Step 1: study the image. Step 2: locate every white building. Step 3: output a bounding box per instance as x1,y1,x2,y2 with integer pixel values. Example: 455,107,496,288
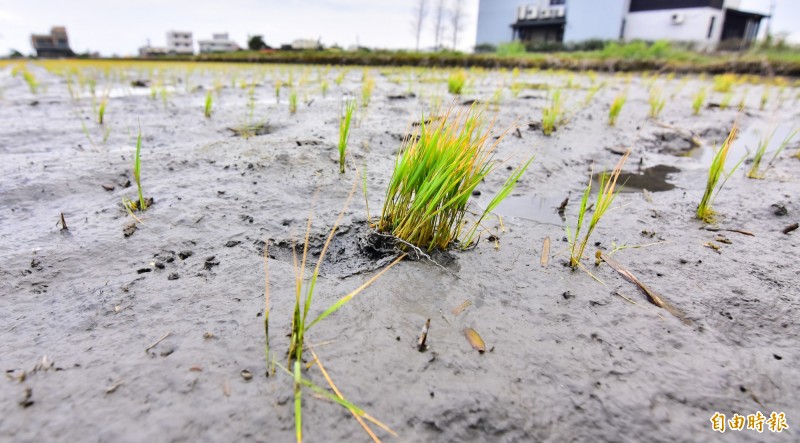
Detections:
291,39,322,50
476,0,768,51
198,33,240,53
167,31,194,55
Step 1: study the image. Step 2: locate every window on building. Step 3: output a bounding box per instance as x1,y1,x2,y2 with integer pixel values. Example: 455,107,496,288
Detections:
707,16,716,39
550,0,565,4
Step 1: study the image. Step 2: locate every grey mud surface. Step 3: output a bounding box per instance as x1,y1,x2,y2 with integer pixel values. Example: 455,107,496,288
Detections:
1,63,799,442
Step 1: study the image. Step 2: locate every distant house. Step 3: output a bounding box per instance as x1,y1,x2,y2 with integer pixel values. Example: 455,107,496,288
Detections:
198,33,240,53
167,31,194,55
139,45,168,57
477,0,768,51
291,39,322,50
31,27,74,58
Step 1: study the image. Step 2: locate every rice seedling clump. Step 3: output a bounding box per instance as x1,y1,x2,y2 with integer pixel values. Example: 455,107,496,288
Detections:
697,124,741,222
447,70,467,95
608,91,627,126
378,105,532,251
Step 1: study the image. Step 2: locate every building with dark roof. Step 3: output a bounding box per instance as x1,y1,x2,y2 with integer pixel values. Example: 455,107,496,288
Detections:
477,0,768,51
31,27,74,58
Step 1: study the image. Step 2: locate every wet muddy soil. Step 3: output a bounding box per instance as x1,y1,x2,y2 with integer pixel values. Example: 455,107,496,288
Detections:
1,63,799,442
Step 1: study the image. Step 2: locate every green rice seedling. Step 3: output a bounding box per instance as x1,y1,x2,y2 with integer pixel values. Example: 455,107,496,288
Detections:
247,84,257,119
648,87,666,118
338,98,356,174
608,91,627,126
79,118,96,148
776,85,788,109
542,89,563,136
583,83,603,106
565,74,575,89
747,127,799,179
737,89,748,111
265,181,404,442
719,91,733,110
760,86,770,111
66,76,77,100
97,97,108,124
320,80,329,98
361,75,375,108
669,77,687,99
128,128,148,212
697,124,742,222
691,88,707,115
567,149,630,269
447,70,467,95
102,125,112,144
334,69,347,86
713,73,736,93
160,85,170,107
22,70,38,94
204,90,213,118
490,88,503,110
378,105,533,251
289,89,298,114
274,79,282,103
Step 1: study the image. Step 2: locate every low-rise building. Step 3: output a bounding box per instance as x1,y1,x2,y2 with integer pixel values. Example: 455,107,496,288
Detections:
477,0,768,51
139,45,168,57
31,26,74,58
198,33,240,53
167,31,194,55
291,39,322,50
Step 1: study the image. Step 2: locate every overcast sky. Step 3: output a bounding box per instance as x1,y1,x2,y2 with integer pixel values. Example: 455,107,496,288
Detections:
0,0,795,56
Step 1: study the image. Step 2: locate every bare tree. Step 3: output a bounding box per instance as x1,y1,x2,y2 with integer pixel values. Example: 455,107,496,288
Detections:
411,0,429,52
432,0,446,50
449,0,466,50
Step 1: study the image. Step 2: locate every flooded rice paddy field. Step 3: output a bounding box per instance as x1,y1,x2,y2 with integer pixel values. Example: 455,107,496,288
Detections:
1,60,799,442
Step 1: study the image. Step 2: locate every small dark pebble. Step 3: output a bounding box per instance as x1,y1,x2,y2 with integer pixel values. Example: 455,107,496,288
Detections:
168,273,179,280
771,204,788,216
225,240,241,247
154,262,165,270
123,222,137,238
562,291,574,300
179,250,193,260
472,190,481,196
137,268,152,274
774,354,783,360
19,388,33,408
782,223,798,235
204,257,220,270
102,184,115,191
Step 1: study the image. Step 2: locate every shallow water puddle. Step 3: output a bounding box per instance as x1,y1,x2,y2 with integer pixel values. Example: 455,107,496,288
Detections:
594,164,681,193
78,85,177,99
481,194,566,225
688,121,797,167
